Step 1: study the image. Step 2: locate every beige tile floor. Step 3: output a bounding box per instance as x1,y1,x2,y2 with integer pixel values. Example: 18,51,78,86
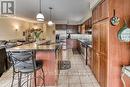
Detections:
0,49,100,87
57,49,100,87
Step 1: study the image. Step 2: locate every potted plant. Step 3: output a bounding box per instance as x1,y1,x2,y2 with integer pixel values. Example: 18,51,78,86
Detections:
33,30,43,44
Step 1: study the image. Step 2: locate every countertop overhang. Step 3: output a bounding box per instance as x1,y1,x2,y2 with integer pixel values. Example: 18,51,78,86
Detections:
6,43,62,52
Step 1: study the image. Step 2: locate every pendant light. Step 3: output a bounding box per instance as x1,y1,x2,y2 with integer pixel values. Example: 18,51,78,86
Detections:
36,0,44,21
48,7,54,26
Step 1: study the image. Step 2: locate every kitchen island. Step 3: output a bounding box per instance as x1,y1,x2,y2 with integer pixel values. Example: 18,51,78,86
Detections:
7,43,62,86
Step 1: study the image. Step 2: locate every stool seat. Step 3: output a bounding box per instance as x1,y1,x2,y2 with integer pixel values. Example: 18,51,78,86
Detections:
14,60,43,73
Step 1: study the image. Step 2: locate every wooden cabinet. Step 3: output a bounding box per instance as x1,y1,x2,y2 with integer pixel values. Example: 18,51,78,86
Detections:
101,0,109,20
87,47,92,66
81,24,86,34
93,23,100,53
85,18,92,29
93,19,109,54
92,0,130,87
79,17,92,34
92,19,109,87
99,54,107,87
92,0,109,24
100,20,109,54
0,48,8,77
93,51,100,81
66,39,79,49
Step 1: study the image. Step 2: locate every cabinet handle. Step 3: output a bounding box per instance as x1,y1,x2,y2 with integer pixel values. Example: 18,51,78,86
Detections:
96,53,99,56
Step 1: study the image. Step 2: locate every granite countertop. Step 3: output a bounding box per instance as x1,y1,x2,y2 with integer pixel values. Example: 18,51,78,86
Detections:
7,43,62,51
78,39,92,48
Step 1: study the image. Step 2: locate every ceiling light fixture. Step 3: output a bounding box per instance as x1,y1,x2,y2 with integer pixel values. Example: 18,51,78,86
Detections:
48,7,54,26
36,0,44,21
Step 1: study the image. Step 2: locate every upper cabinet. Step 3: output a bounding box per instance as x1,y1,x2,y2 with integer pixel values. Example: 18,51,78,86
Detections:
85,18,92,29
92,0,109,24
79,17,92,34
55,24,78,34
67,25,78,34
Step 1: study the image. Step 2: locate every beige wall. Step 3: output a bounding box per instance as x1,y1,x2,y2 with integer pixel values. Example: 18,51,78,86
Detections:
0,17,30,40
27,22,55,42
0,17,55,42
45,24,55,42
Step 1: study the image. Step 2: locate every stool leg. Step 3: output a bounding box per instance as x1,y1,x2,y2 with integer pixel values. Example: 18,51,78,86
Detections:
11,71,15,87
41,68,45,87
27,74,29,87
34,71,36,87
18,72,22,87
18,72,20,87
30,74,32,87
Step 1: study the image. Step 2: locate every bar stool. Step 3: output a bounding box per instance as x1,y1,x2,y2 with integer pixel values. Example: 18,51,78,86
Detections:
8,51,45,87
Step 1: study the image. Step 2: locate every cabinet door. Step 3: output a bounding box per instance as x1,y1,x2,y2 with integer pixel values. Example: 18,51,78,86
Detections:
0,48,7,76
92,0,108,23
93,51,100,81
101,0,109,19
99,54,107,87
93,23,100,53
100,20,109,54
87,47,92,66
67,39,79,49
92,8,96,24
90,49,94,71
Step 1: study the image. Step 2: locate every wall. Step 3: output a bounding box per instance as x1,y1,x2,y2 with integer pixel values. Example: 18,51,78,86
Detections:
108,0,130,87
0,17,55,42
45,24,56,42
0,17,30,40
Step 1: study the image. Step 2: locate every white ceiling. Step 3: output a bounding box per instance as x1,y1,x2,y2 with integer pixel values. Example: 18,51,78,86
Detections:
15,0,99,24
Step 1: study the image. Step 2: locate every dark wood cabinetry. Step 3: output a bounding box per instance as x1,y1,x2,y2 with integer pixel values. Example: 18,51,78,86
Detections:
92,19,109,87
87,47,92,66
92,51,100,81
92,0,109,24
85,18,92,29
79,17,92,34
99,54,107,87
56,24,78,34
93,23,100,53
92,0,130,87
0,48,8,77
100,20,108,54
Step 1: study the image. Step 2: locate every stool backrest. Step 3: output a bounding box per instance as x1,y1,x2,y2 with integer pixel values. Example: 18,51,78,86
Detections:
8,51,36,72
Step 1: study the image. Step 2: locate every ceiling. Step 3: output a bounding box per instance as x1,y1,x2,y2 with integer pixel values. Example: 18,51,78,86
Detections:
15,0,99,24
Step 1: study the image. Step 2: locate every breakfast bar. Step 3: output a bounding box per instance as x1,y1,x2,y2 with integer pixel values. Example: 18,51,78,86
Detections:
7,43,62,86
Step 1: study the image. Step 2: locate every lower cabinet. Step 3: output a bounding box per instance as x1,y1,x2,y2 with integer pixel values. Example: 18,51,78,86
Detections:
66,39,80,49
87,47,92,66
91,50,107,87
93,51,100,81
0,48,8,77
99,54,107,87
92,19,109,87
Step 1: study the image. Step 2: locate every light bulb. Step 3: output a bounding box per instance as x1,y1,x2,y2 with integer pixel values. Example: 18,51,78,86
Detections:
48,21,54,26
36,13,44,21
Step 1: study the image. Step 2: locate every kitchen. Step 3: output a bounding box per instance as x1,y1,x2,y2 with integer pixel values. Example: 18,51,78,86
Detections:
0,0,130,87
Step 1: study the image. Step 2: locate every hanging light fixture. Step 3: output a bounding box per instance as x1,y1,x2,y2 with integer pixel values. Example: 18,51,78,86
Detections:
48,7,54,26
36,0,44,21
